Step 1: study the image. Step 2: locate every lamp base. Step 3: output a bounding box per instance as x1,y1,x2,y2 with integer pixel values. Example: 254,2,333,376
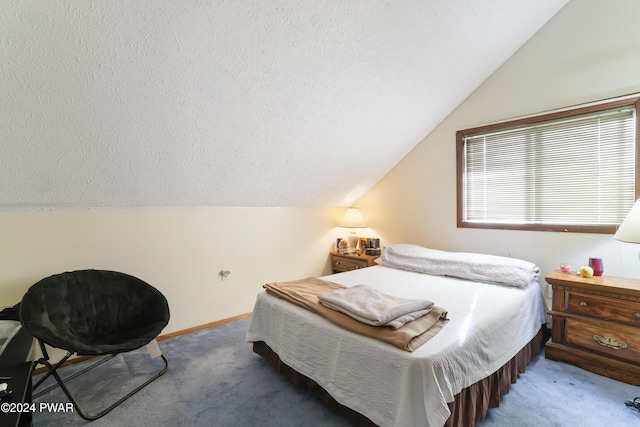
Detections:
347,232,358,253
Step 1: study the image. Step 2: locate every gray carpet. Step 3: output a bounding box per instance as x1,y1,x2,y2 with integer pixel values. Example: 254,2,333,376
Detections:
32,317,640,426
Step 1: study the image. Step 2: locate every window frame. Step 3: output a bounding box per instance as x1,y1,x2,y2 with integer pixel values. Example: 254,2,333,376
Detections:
456,95,640,234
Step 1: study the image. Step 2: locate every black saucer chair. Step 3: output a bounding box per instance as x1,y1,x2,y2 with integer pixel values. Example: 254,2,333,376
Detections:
20,269,170,420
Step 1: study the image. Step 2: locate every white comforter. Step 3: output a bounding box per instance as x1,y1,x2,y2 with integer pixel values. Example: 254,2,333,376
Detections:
246,265,547,427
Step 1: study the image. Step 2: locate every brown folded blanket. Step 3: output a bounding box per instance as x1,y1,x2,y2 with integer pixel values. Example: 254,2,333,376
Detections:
263,277,448,352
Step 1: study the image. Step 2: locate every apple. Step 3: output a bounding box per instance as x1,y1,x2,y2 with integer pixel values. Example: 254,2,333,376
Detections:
579,266,594,278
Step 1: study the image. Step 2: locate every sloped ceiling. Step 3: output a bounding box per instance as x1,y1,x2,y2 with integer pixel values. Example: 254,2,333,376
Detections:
0,0,568,210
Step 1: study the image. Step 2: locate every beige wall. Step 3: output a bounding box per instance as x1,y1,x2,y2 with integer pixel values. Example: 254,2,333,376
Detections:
359,0,640,288
0,207,350,333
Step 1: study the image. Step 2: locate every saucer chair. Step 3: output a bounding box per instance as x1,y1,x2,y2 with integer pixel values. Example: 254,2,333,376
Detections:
20,269,170,420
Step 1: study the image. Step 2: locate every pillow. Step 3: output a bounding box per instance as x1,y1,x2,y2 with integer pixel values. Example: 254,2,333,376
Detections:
376,244,540,287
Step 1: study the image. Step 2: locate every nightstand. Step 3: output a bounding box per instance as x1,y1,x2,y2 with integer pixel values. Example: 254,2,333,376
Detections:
545,270,640,385
330,252,378,273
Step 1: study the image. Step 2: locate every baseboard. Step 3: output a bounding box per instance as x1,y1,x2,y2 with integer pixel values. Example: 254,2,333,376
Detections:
32,312,253,375
157,312,253,341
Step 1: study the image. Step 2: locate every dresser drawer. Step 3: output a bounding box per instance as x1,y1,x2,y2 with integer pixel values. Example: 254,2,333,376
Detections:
332,256,369,272
566,291,640,326
565,318,640,364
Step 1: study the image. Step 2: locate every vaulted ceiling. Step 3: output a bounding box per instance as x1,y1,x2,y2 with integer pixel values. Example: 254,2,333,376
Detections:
1,1,569,210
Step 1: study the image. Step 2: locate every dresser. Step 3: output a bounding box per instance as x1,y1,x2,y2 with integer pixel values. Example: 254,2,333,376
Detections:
330,252,378,273
545,270,640,385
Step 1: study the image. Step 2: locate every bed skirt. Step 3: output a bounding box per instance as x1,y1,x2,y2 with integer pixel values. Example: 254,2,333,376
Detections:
252,327,545,427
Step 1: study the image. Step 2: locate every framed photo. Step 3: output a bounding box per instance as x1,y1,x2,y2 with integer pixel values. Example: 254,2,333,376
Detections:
359,237,368,251
366,238,380,249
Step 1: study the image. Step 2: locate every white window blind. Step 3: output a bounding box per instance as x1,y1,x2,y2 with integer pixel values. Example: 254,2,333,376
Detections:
462,105,636,228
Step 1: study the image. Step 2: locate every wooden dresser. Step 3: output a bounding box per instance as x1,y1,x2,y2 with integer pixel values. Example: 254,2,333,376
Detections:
545,270,640,385
330,252,378,273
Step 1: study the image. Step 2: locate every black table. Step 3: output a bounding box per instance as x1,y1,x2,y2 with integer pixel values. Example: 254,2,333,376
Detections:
0,362,34,427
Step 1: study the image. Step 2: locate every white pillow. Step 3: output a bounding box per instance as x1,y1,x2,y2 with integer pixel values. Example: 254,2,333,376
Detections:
376,244,540,287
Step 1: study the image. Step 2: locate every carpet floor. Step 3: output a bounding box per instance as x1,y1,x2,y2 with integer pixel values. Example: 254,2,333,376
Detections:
31,317,640,426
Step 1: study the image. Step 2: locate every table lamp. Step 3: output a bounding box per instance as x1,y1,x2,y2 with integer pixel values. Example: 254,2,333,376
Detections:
340,208,367,252
614,199,640,244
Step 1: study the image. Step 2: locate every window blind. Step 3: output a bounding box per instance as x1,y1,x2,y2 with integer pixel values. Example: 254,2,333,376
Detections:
462,106,636,227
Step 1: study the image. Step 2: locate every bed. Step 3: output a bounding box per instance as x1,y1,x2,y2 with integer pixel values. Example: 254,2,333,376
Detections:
246,244,548,427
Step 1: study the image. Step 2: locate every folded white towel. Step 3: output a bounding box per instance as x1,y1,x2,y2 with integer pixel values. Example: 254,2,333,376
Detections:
318,284,434,329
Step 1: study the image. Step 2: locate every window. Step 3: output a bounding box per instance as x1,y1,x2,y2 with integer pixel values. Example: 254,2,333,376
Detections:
456,95,640,233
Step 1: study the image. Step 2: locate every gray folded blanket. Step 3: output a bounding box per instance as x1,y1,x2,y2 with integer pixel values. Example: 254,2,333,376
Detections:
318,284,434,329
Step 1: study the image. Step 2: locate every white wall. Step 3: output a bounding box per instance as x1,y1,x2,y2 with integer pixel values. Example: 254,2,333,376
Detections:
0,207,346,333
359,0,640,289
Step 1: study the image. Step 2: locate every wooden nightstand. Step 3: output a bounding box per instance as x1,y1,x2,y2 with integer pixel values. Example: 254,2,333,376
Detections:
330,252,378,273
545,270,640,385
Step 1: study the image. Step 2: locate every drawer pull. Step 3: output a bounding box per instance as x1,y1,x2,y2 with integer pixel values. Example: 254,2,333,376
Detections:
593,335,627,350
634,312,640,319
579,302,588,307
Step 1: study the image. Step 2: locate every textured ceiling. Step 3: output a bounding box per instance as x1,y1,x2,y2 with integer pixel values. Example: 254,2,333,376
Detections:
0,0,568,209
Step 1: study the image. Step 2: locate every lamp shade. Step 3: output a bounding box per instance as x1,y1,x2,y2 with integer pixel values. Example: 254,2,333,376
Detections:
340,208,366,228
614,199,640,244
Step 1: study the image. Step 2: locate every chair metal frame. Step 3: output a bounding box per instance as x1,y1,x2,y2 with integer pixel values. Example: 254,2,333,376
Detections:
32,339,169,421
